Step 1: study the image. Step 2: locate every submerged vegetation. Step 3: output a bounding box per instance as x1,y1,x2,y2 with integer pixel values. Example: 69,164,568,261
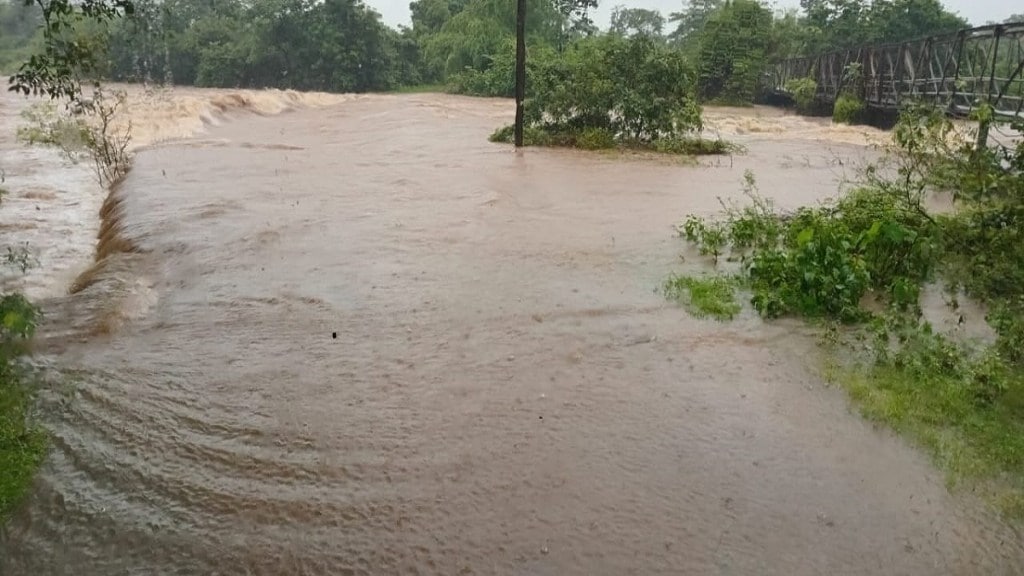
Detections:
0,252,44,520
485,34,737,155
662,275,741,320
17,87,133,188
668,104,1024,515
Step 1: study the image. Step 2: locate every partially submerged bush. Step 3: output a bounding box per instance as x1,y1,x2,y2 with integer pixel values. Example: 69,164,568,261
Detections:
832,94,865,124
527,34,703,141
18,87,132,187
0,239,44,521
487,35,737,156
575,127,616,150
662,275,740,320
832,63,866,125
653,137,740,155
679,175,938,321
784,77,817,113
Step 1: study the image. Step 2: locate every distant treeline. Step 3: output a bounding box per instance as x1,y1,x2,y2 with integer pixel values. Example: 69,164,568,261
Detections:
1,0,1019,101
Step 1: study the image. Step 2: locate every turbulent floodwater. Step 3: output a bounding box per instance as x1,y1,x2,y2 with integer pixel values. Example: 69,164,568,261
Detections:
1,85,1022,575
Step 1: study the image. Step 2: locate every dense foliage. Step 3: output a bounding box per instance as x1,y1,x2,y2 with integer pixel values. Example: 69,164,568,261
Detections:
7,0,134,99
103,0,413,92
0,280,44,520
486,34,732,155
696,0,771,104
799,0,967,54
0,1,41,73
527,35,701,139
1,0,982,103
609,5,665,38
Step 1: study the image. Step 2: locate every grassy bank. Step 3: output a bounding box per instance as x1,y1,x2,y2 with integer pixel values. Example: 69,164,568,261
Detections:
2,174,46,524
0,287,45,522
836,358,1024,515
663,106,1024,516
0,364,46,520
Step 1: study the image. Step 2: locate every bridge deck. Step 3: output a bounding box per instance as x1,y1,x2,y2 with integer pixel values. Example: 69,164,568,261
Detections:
768,23,1024,121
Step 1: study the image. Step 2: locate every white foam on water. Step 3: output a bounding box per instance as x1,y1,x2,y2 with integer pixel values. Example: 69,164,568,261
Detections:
0,81,354,302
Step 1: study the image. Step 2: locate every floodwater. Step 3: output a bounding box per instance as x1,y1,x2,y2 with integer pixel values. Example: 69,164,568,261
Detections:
1,85,1022,575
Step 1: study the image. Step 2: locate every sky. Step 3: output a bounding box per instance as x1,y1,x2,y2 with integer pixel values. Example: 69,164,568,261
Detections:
366,0,1015,31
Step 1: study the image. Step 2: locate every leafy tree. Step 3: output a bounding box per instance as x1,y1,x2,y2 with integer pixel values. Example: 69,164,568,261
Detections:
0,0,44,73
666,0,722,48
386,26,425,87
798,0,867,52
697,0,772,104
410,0,470,36
8,0,135,99
420,0,560,80
553,0,598,50
609,5,665,38
865,0,967,44
525,34,702,140
768,7,809,62
302,0,394,92
794,0,967,54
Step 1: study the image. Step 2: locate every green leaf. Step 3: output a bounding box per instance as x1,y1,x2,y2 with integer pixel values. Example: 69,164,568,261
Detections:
796,226,814,246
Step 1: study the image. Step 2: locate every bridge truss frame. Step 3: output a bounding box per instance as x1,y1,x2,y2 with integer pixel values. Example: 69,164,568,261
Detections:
768,22,1024,121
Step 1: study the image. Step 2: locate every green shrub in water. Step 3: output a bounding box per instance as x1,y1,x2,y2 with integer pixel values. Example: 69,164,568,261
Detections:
575,127,616,150
784,77,817,113
833,93,865,124
662,275,741,320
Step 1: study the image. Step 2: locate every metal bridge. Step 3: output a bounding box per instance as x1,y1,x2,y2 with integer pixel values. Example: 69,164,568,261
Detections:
767,22,1024,120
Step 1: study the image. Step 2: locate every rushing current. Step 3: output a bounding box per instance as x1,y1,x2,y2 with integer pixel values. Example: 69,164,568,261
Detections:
1,84,1022,575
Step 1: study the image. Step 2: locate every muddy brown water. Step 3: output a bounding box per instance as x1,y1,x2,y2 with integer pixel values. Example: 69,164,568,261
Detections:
1,89,1022,575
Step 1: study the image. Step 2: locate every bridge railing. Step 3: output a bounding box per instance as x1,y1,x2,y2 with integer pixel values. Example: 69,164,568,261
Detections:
768,22,1024,120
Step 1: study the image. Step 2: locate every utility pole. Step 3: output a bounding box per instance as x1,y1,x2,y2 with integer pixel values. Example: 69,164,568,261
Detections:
514,0,526,147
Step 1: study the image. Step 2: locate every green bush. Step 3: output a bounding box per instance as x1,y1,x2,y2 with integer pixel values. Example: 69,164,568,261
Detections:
575,127,616,150
527,34,703,141
485,35,739,156
832,94,865,124
679,182,938,321
0,259,44,522
446,36,521,97
784,77,817,113
653,137,739,155
488,124,552,146
663,275,741,320
696,0,772,104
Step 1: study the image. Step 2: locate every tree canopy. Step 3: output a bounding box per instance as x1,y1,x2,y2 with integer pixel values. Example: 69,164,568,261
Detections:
609,6,665,39
0,0,979,102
